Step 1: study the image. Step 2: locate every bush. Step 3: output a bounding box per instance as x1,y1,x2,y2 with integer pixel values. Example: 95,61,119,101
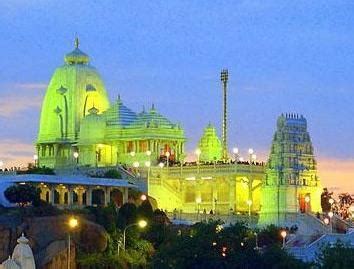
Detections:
4,184,41,207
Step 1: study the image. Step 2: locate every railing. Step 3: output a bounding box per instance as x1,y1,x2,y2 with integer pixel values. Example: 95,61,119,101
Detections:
150,163,265,179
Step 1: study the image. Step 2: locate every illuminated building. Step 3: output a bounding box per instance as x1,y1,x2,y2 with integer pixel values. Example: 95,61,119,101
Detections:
36,38,185,169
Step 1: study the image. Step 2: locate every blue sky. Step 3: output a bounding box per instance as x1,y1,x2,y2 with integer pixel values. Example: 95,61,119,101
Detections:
0,1,354,191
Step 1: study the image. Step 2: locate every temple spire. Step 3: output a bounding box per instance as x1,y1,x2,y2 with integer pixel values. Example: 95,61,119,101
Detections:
75,36,79,48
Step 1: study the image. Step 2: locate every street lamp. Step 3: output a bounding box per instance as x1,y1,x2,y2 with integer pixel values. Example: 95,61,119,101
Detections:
67,216,78,269
33,154,39,167
305,196,310,213
123,220,147,250
328,211,334,233
196,197,202,221
280,230,287,248
73,152,79,168
232,147,239,212
145,157,151,195
232,147,239,161
254,232,259,250
140,194,147,201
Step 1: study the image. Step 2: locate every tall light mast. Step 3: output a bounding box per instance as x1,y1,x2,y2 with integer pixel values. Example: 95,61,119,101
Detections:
220,69,229,161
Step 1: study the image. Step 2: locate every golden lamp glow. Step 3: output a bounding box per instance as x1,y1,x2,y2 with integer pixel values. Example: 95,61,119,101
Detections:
280,230,287,238
68,217,78,229
138,220,147,228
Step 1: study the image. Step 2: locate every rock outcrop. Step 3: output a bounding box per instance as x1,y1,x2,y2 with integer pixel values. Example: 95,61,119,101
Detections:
0,215,108,269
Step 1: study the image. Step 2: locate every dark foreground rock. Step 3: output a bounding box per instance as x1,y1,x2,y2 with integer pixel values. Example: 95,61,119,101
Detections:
0,215,108,269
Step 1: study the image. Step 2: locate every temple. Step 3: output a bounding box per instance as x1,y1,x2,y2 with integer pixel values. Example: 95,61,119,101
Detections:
259,113,322,225
36,38,185,169
0,39,325,227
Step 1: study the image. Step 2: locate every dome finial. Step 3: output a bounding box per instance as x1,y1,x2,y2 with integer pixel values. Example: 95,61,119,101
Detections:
75,36,79,48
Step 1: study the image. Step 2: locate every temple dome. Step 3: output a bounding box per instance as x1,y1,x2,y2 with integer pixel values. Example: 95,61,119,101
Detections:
64,37,90,64
37,38,110,143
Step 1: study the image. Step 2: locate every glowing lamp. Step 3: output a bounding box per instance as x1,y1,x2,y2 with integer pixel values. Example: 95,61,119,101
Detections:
68,217,78,229
138,220,147,228
280,230,287,238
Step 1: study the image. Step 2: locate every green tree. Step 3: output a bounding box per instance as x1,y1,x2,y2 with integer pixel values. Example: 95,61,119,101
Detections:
103,169,122,179
316,241,354,269
4,184,41,207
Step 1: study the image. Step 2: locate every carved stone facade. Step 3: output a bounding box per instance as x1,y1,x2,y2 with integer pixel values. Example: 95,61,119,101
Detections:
259,114,322,225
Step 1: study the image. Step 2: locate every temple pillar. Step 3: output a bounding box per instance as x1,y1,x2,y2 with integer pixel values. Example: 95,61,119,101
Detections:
228,178,236,212
104,187,111,206
123,188,129,204
49,186,55,204
77,188,84,206
68,186,74,206
58,188,65,205
86,187,92,206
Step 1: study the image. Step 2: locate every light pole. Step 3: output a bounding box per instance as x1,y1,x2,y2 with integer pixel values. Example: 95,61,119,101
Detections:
281,230,287,249
254,232,259,250
305,196,310,213
33,154,39,168
329,198,334,211
196,197,202,221
232,147,239,213
73,152,79,169
248,148,255,214
195,148,201,174
67,216,78,269
123,220,147,250
328,211,334,233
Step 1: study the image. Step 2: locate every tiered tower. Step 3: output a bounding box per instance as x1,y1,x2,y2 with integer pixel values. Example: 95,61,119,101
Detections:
259,113,322,225
198,123,222,162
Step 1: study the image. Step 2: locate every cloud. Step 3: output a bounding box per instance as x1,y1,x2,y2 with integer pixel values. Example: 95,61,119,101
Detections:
0,139,34,168
0,82,46,117
317,157,354,195
11,83,47,90
0,95,42,117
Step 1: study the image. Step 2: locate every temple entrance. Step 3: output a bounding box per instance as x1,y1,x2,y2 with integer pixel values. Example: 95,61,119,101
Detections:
92,189,105,206
111,189,123,207
299,194,311,213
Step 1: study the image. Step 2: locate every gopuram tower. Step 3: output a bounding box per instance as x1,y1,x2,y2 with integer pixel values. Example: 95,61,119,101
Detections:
259,113,322,225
